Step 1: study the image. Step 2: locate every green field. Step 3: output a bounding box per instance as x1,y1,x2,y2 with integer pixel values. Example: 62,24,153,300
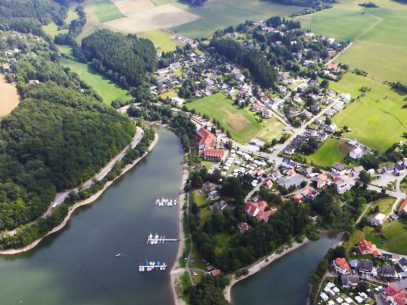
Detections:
307,138,349,167
366,219,407,255
138,30,181,52
330,73,407,152
171,0,304,38
374,197,395,215
93,0,124,23
43,8,79,38
296,0,407,83
60,58,130,104
186,93,283,143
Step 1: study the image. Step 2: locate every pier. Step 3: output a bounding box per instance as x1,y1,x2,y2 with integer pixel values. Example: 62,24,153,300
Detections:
146,233,179,245
138,260,167,272
155,197,177,207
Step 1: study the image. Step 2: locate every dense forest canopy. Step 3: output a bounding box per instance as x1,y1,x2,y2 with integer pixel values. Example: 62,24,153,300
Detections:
81,30,157,88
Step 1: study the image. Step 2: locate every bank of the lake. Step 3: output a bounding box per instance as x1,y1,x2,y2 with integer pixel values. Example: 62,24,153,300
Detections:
0,128,184,305
231,235,341,305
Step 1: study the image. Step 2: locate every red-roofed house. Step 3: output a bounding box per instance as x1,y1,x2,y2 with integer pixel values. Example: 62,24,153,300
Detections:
245,200,273,222
265,179,274,189
211,269,221,277
237,222,250,232
197,128,216,150
203,149,225,162
292,193,303,202
358,239,381,257
383,284,407,305
399,197,407,216
333,258,351,275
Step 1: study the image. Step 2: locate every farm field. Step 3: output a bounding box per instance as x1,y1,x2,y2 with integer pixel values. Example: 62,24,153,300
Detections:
296,0,407,83
171,0,304,38
60,58,130,104
330,73,407,152
93,0,124,22
307,138,350,168
0,76,20,117
138,30,181,52
186,93,283,143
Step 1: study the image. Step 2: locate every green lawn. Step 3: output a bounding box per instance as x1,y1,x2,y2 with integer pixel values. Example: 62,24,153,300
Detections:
366,219,407,255
307,138,349,167
187,93,283,143
330,73,407,152
374,197,395,215
93,0,124,23
191,190,208,207
171,0,304,38
296,0,407,83
60,58,130,104
138,30,181,53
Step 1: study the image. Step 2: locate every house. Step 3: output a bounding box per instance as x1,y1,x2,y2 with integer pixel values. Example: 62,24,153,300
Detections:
351,166,365,178
398,197,407,215
350,147,364,160
370,213,386,226
214,200,228,212
292,193,303,202
262,109,273,119
331,163,346,175
335,180,351,194
398,257,407,272
237,222,250,232
265,179,274,189
358,239,381,257
234,73,246,82
281,158,297,169
312,172,330,189
203,149,225,162
327,123,338,133
383,283,407,305
377,264,397,279
171,97,184,106
302,187,320,200
333,258,351,275
245,200,273,222
249,138,265,147
358,259,374,275
211,269,221,277
341,274,360,289
197,128,216,150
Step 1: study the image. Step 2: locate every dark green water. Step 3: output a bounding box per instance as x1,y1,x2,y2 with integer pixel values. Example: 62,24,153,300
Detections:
0,128,184,305
232,235,340,305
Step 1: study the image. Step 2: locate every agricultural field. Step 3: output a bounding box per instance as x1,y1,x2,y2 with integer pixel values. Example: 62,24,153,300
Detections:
138,30,181,52
296,0,407,83
93,0,124,22
60,58,130,104
330,73,407,152
0,76,20,117
307,138,350,167
186,93,283,143
171,0,304,38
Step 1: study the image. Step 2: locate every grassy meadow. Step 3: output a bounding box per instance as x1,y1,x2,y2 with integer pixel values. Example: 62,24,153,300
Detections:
60,58,130,104
93,0,124,23
138,30,181,52
42,8,79,39
296,0,407,83
330,73,407,152
307,138,350,167
171,0,304,38
186,93,283,143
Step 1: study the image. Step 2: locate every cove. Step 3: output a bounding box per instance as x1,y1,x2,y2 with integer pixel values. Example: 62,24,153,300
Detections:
232,235,340,305
0,128,184,305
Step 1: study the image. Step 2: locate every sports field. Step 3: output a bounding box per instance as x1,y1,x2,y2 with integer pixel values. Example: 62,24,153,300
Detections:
330,73,407,152
172,0,304,38
296,0,407,83
60,58,130,104
0,76,20,117
186,93,283,143
307,138,350,167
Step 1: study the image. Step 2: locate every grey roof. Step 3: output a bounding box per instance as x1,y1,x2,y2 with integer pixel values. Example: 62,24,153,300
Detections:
341,274,360,286
358,260,373,272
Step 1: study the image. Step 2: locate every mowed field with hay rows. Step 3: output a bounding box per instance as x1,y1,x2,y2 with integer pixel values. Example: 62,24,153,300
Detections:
186,93,283,143
0,76,20,117
296,0,407,83
330,73,407,152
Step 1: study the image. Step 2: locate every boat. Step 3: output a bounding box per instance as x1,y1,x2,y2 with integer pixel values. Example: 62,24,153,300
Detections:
115,253,122,257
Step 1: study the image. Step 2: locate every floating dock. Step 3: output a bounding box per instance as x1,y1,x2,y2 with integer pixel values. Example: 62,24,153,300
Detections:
146,233,179,245
155,197,177,207
139,260,167,272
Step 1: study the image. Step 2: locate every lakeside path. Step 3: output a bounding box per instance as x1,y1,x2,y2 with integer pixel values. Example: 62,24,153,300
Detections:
0,133,159,255
170,164,189,305
224,238,310,303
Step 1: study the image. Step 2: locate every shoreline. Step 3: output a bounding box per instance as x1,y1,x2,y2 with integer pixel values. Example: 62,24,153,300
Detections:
170,162,189,305
0,133,159,255
224,238,311,303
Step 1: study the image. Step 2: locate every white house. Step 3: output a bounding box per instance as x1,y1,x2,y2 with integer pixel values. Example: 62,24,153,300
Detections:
350,147,364,160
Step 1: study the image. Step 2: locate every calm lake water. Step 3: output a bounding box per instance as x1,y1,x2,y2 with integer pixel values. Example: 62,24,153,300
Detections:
232,235,340,305
0,128,184,305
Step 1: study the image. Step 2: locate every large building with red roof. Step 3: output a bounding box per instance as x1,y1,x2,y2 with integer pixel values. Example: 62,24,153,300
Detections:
399,197,407,215
203,149,225,162
333,258,351,275
383,283,407,305
358,239,381,257
245,200,273,222
197,128,216,150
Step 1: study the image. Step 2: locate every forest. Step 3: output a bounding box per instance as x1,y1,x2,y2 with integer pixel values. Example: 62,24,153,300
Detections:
81,30,157,88
209,38,278,88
